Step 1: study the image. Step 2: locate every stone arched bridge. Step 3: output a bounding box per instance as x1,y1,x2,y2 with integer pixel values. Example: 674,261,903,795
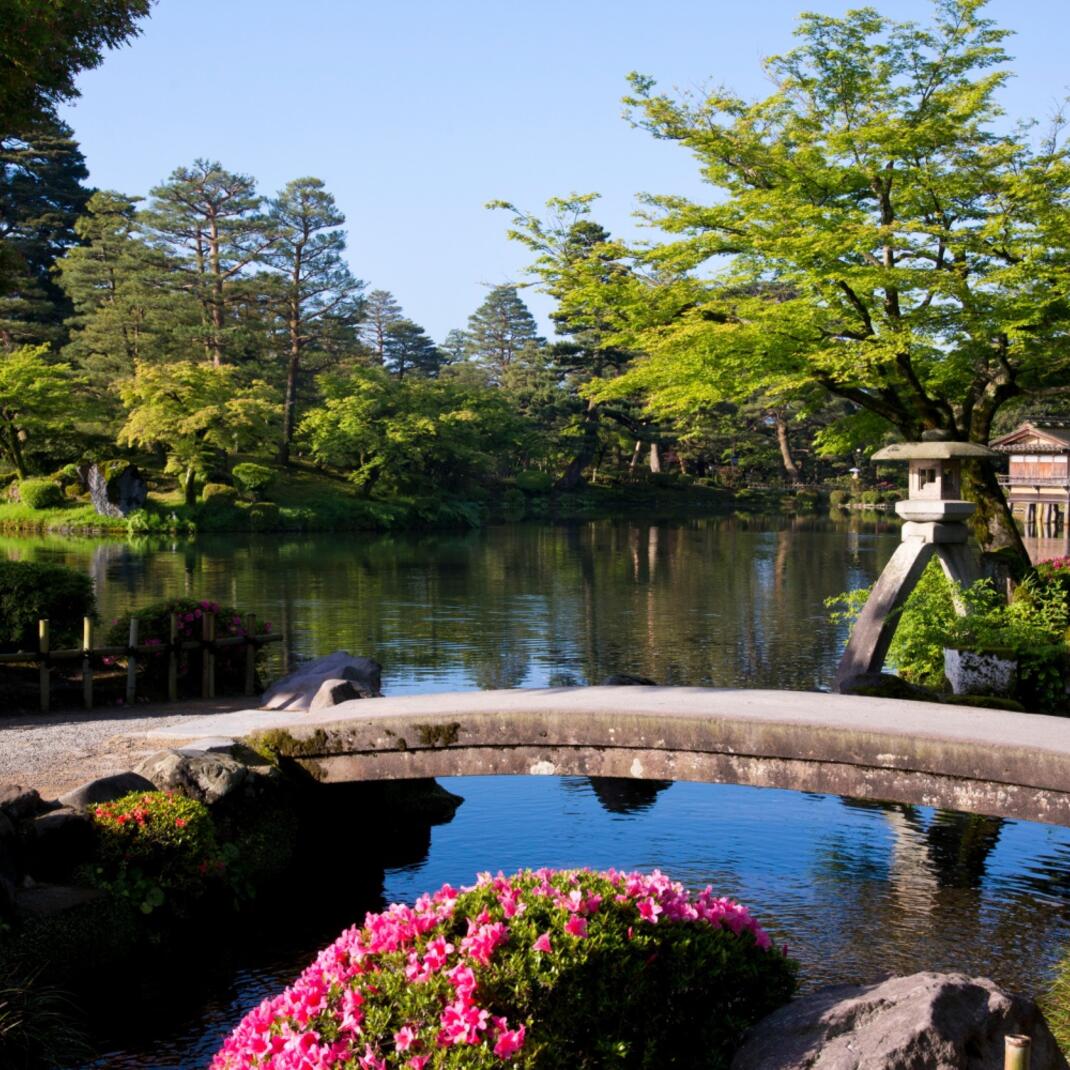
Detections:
139,687,1070,827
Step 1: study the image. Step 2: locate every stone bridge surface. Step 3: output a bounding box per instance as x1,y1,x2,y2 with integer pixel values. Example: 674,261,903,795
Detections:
139,686,1070,826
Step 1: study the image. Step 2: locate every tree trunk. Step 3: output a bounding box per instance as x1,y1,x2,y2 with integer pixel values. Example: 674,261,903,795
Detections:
649,442,661,473
279,326,300,465
961,460,1028,565
556,404,601,491
774,411,801,482
629,439,642,470
6,423,26,480
182,467,197,507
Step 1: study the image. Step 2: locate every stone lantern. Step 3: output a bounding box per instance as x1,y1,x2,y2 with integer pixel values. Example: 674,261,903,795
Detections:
833,436,999,691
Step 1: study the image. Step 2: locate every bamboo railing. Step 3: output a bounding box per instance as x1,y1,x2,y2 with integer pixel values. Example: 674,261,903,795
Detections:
0,612,283,713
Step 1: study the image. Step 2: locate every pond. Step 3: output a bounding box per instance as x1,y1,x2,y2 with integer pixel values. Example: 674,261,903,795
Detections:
6,516,1069,1066
2,514,899,693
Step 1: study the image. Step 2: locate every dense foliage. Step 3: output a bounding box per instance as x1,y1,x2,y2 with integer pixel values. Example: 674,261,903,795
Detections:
0,559,94,649
829,559,1070,710
212,868,796,1069
86,790,224,916
105,596,271,698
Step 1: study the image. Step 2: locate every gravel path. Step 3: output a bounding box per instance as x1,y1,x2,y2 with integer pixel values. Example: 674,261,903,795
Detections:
0,697,253,799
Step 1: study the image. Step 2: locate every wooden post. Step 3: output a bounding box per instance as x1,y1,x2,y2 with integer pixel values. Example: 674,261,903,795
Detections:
1005,1034,1031,1070
125,618,138,706
167,613,178,702
243,613,257,696
38,619,49,714
82,617,93,710
202,611,215,699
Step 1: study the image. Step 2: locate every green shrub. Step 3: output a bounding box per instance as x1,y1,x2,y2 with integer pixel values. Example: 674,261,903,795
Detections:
247,501,281,530
828,560,1070,710
501,487,527,519
515,470,554,494
85,790,227,916
0,560,95,650
18,479,64,509
53,463,83,488
828,489,850,508
105,597,271,698
212,868,796,1068
231,462,275,500
1042,947,1070,1056
202,483,240,507
859,488,882,505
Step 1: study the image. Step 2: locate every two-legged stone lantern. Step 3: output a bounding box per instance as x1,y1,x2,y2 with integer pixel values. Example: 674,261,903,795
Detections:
833,437,999,691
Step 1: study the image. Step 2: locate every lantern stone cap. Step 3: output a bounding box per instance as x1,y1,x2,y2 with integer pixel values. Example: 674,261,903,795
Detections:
871,441,999,462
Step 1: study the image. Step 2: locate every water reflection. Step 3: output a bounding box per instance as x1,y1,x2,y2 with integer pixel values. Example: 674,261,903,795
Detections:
80,777,1070,1069
0,515,900,694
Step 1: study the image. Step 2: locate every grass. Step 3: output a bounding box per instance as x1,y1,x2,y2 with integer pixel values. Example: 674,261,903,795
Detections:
1042,951,1070,1055
0,461,747,537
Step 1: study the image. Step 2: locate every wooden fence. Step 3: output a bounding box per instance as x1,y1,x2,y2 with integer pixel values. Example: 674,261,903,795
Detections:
0,613,283,713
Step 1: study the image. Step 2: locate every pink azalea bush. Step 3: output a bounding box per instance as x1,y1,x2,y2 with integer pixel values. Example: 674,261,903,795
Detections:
106,597,272,698
212,867,796,1069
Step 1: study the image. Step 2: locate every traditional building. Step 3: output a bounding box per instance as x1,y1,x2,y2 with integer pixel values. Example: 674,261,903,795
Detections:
990,421,1070,527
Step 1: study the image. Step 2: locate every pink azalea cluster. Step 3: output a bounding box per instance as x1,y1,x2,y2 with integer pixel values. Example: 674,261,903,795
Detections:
212,868,780,1070
1042,555,1070,570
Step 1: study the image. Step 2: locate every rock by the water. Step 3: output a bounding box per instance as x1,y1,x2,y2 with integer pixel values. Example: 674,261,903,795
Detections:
58,771,157,810
601,673,658,686
0,783,55,822
87,462,148,518
731,971,1067,1070
310,677,370,711
837,672,943,703
135,749,248,805
261,651,382,710
27,807,95,880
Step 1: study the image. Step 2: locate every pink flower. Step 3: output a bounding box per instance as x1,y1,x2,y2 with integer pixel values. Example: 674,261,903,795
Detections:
394,1025,417,1052
638,897,663,924
532,931,553,953
408,1058,429,1070
564,915,588,938
493,1023,525,1060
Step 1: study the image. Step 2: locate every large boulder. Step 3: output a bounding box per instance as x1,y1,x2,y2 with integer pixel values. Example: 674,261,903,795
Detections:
134,749,249,806
731,971,1067,1070
261,651,382,710
26,807,95,881
87,462,148,518
58,771,157,810
0,783,56,822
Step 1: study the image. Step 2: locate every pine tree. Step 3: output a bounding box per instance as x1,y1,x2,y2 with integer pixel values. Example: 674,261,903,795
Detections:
464,285,542,384
0,118,91,349
384,319,444,379
440,328,468,367
56,190,197,388
140,160,272,367
359,289,403,365
261,177,364,462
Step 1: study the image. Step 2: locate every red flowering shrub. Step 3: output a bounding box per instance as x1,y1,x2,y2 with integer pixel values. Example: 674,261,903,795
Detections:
106,597,273,698
212,867,796,1069
87,790,226,914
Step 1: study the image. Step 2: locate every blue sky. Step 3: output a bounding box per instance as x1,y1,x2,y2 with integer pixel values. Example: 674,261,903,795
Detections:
61,0,1070,341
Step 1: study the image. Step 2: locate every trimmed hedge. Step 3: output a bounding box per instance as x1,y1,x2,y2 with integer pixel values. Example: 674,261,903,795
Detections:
0,560,95,650
231,462,275,500
202,483,240,507
19,479,64,509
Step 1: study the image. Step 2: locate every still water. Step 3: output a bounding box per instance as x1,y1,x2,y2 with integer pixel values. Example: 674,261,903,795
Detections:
6,516,1068,1066
3,514,898,692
